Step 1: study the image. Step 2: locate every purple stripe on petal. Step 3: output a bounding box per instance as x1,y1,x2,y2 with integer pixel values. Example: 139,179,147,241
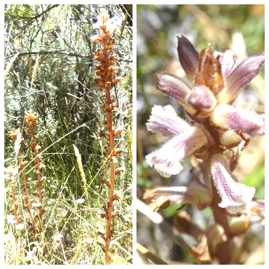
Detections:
146,105,191,137
217,54,265,104
210,154,255,214
209,104,264,137
155,73,191,105
218,50,242,78
146,127,208,177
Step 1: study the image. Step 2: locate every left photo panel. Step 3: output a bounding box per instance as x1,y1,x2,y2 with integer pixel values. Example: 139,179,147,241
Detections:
4,4,133,265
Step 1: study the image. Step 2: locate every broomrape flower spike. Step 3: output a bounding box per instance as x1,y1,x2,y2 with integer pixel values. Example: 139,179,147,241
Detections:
145,34,264,263
91,11,123,265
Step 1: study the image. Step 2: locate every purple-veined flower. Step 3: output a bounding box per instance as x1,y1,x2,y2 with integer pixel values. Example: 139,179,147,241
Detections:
210,104,265,137
210,154,255,214
147,35,264,177
145,105,210,177
145,35,264,215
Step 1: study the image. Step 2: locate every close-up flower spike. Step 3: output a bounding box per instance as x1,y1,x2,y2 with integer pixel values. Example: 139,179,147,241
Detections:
142,31,264,264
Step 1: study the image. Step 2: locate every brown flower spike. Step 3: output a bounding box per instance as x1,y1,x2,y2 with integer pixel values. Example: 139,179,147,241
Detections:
91,13,123,264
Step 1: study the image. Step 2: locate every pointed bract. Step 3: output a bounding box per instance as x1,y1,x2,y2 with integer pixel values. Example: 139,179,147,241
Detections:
195,48,224,95
177,35,199,81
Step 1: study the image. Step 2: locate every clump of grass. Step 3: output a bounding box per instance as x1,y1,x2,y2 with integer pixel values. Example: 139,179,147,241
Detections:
5,114,132,264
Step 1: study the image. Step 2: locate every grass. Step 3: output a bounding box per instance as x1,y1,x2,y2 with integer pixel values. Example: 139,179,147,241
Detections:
4,117,132,264
4,4,133,264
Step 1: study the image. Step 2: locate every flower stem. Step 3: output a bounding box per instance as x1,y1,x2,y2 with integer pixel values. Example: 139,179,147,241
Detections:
91,13,123,264
105,88,115,264
210,173,232,263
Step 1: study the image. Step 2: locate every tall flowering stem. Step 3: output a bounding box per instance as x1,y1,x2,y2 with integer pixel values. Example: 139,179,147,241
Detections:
6,111,48,258
8,127,37,238
91,13,123,264
25,110,45,233
144,35,264,264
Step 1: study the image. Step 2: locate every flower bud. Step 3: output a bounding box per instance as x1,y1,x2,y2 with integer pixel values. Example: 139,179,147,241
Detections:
229,214,250,236
177,35,199,81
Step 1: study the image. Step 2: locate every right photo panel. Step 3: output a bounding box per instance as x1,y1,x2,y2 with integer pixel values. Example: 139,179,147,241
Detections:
137,5,264,264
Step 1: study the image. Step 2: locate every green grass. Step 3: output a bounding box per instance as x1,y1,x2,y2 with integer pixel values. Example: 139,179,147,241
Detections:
4,121,132,264
4,4,133,264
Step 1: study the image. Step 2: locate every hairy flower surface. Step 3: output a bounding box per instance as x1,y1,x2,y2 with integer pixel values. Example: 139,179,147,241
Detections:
210,104,264,137
146,105,190,137
145,35,264,215
210,154,255,214
146,105,209,177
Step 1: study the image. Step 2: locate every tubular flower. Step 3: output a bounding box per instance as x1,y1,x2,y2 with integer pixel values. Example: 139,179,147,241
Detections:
145,127,207,177
210,104,264,137
147,35,264,173
210,154,255,214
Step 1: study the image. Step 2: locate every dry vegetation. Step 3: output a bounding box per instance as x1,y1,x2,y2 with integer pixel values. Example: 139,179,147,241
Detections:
4,4,133,265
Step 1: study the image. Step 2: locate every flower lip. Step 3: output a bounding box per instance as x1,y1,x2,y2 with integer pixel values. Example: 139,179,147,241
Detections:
210,154,255,214
146,126,209,177
217,53,265,104
146,105,191,137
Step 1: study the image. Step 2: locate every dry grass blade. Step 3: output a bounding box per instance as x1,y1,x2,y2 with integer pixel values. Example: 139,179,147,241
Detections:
4,52,20,79
136,243,168,264
73,144,88,200
31,54,41,87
